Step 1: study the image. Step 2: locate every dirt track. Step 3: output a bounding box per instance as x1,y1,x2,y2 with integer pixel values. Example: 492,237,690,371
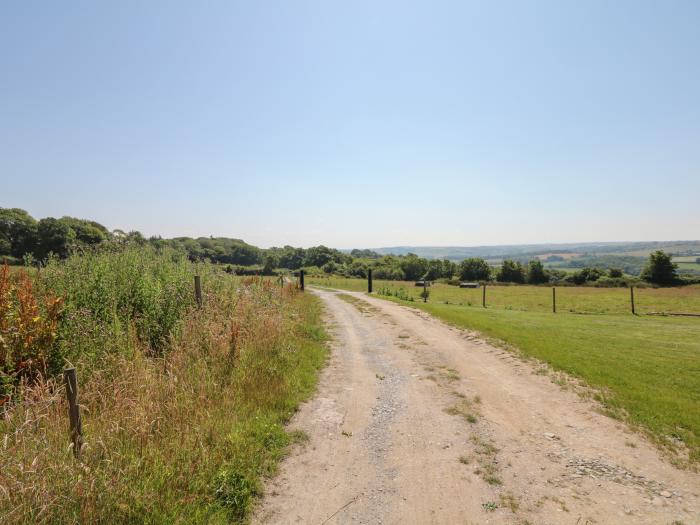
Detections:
254,289,699,524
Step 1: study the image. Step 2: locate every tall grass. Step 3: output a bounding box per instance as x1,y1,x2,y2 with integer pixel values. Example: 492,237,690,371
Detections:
0,247,327,523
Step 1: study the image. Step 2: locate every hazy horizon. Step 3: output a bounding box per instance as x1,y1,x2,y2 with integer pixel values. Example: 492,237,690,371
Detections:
3,1,699,247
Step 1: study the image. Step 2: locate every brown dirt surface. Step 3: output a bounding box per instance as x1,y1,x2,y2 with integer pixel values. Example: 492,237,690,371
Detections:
253,289,700,524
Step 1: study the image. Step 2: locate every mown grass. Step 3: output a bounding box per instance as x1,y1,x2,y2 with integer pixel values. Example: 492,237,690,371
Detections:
311,277,700,466
309,276,700,315
1,249,328,524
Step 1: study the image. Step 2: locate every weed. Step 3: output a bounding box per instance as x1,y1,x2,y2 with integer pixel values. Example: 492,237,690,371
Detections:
482,501,498,512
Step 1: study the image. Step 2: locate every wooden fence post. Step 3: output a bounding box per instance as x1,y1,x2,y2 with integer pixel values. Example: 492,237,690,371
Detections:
552,287,556,313
423,280,428,302
299,269,305,291
630,286,635,315
368,269,373,294
482,284,486,308
194,275,202,307
63,368,82,458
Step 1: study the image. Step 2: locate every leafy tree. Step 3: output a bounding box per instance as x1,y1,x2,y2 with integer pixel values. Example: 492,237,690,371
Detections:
0,208,38,257
274,246,306,269
608,267,624,278
640,250,678,285
36,217,75,259
526,260,548,284
400,254,428,281
304,246,346,268
459,258,491,281
59,216,109,245
262,254,278,275
497,260,525,283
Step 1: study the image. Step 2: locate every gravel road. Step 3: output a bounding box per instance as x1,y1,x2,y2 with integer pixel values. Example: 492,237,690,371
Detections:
253,288,699,524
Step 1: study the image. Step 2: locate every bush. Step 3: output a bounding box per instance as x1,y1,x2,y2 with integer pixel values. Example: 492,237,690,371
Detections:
0,265,63,401
38,245,196,364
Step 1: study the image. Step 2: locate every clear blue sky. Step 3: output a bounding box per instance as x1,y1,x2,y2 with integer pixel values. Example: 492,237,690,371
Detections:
2,1,699,248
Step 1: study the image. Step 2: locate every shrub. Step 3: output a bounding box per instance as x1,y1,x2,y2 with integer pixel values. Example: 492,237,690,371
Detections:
0,264,63,401
38,245,196,364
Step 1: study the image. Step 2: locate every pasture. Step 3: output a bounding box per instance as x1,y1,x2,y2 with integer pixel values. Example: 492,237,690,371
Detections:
309,276,700,315
308,275,700,465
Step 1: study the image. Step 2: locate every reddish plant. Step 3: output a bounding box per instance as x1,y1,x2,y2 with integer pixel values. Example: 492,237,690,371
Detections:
0,264,63,402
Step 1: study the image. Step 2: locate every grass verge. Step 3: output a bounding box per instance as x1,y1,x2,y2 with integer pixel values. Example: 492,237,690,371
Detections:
1,261,328,523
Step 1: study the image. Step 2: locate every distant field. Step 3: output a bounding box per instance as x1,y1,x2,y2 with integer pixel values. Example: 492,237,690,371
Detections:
308,275,700,464
308,276,700,315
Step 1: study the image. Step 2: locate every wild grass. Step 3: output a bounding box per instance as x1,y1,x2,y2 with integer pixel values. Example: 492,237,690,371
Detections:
0,248,328,523
313,276,700,466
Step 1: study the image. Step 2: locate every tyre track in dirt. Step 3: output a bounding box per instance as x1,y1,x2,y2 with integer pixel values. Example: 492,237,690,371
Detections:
253,289,699,524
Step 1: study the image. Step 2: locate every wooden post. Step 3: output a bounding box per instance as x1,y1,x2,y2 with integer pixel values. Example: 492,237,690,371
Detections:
299,269,305,291
63,368,82,458
368,269,373,293
630,286,635,315
194,275,202,307
552,287,556,313
423,280,427,302
482,284,486,308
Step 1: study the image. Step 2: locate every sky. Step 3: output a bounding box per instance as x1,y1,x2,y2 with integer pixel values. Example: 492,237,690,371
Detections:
1,1,699,249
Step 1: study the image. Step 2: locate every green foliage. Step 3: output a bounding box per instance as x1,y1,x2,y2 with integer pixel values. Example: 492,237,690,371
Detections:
640,250,679,285
608,267,624,278
400,254,428,281
350,248,381,259
497,260,525,283
526,260,548,284
459,258,491,281
568,267,605,285
0,208,37,258
36,218,76,259
213,468,257,520
39,245,196,365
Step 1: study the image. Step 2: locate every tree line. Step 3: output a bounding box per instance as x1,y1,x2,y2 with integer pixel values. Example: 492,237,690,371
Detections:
0,207,682,285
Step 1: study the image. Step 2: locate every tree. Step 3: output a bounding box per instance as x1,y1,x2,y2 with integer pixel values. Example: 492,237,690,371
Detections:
459,258,491,281
276,246,306,269
640,250,678,285
36,217,75,259
608,267,624,278
400,254,427,281
262,254,278,275
59,216,108,245
497,260,525,283
0,208,38,257
526,260,548,284
570,267,604,285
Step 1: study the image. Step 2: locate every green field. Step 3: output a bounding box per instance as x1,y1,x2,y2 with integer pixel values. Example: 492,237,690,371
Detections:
308,276,700,465
309,276,700,315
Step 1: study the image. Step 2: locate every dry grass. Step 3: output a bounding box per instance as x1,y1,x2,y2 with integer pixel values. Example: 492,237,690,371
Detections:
0,274,327,523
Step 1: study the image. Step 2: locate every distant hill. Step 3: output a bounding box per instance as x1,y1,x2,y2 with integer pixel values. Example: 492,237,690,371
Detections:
369,241,700,261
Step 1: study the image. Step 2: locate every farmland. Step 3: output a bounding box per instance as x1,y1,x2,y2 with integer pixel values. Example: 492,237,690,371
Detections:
309,276,700,315
308,275,700,465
